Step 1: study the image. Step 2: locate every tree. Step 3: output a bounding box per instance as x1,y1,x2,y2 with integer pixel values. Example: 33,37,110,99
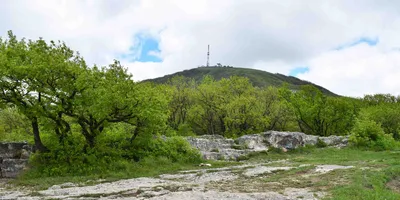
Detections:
219,76,265,137
257,86,297,131
0,31,88,151
166,76,196,131
128,82,170,142
0,32,45,151
188,75,225,135
58,61,137,148
287,85,356,136
360,104,400,140
363,94,399,105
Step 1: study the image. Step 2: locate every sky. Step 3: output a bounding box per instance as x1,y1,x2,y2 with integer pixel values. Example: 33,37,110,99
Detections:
1,0,400,97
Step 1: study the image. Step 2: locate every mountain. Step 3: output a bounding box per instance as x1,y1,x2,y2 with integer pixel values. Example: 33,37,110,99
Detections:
145,66,337,96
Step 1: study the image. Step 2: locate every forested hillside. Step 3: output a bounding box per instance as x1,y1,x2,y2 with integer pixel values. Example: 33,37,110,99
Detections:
145,66,337,96
0,31,399,182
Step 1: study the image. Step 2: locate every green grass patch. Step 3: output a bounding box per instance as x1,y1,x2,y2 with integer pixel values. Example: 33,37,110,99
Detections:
245,147,400,199
12,157,237,190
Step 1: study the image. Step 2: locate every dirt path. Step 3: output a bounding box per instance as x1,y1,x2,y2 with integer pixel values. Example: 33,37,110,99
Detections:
0,160,355,200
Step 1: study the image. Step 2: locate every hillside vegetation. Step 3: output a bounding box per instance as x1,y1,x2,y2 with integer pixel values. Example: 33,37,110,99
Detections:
145,66,337,96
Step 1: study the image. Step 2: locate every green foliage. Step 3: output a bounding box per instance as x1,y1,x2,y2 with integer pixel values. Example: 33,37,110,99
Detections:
176,123,196,136
268,146,285,154
316,138,328,148
349,118,399,150
258,86,298,131
167,76,196,131
286,85,357,136
128,134,202,163
0,107,32,142
360,104,400,140
363,93,400,105
146,67,337,96
24,130,201,178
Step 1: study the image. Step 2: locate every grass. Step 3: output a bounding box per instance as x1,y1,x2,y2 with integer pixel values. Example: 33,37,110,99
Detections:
10,157,238,190
244,147,400,199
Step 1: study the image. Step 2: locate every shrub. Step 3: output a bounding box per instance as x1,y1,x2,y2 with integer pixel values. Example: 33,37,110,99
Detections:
291,144,316,154
176,124,196,137
316,138,328,148
268,146,284,154
349,119,399,150
24,128,202,178
140,136,202,163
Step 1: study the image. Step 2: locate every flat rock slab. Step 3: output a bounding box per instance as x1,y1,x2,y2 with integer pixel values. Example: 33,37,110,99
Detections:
0,162,356,200
315,165,354,174
105,189,323,200
243,166,293,177
38,177,174,198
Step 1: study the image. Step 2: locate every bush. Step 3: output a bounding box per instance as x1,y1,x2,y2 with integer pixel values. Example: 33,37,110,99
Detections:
24,127,202,178
316,138,328,148
25,132,129,177
176,124,196,137
349,119,399,150
290,144,316,154
268,146,284,154
129,135,202,163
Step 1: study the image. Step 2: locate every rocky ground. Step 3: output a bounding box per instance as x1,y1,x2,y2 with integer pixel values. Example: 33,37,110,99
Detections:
0,159,355,200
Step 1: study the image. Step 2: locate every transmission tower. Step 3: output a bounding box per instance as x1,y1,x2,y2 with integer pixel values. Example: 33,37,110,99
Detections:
206,45,210,67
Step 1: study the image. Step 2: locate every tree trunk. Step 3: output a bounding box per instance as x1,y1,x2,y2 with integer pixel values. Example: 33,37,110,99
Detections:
85,134,95,148
31,117,49,153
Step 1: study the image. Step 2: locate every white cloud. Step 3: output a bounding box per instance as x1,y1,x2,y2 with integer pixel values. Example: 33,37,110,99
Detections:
1,0,400,96
298,44,400,97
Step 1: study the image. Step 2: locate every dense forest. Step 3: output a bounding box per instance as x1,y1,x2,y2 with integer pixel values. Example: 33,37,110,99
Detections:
1,31,399,178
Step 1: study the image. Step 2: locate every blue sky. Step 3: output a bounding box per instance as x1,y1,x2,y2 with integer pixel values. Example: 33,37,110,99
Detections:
289,67,309,77
335,37,379,50
120,34,162,62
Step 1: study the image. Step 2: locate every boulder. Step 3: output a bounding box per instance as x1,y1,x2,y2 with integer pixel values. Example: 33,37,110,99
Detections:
262,131,306,149
186,135,235,152
236,134,267,151
319,135,349,147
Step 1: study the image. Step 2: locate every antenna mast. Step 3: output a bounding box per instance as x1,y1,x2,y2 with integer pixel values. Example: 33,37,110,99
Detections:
206,45,210,67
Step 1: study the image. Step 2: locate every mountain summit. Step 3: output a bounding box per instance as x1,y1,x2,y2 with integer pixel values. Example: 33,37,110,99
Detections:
145,66,337,96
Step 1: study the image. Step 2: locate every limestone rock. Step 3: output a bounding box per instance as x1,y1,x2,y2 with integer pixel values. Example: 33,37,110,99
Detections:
186,131,348,161
0,159,29,178
20,149,31,159
319,135,349,147
262,131,306,149
236,134,267,151
0,142,30,159
243,166,292,177
0,142,33,178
